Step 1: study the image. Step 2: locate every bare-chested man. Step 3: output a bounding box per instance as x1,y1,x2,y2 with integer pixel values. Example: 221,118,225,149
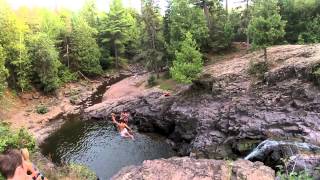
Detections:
111,113,134,140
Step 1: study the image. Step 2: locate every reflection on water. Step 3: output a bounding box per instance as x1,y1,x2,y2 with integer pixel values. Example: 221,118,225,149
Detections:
40,119,175,179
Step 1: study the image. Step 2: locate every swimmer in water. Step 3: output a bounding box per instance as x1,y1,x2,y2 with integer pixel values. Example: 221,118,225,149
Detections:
111,113,134,140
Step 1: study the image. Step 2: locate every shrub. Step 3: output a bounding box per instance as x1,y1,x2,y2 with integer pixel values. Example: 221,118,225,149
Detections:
0,122,36,153
58,66,78,84
35,104,49,114
248,60,269,79
69,96,78,105
276,164,313,180
68,164,97,180
170,32,203,84
148,75,157,87
312,67,320,85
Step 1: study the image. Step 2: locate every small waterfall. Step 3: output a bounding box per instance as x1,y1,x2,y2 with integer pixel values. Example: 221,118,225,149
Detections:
245,139,320,160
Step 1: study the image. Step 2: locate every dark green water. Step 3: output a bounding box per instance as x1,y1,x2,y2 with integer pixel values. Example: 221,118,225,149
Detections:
40,119,176,179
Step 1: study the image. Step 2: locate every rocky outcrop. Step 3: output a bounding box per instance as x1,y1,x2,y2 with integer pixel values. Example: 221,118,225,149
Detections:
85,45,320,161
245,140,320,178
111,157,275,180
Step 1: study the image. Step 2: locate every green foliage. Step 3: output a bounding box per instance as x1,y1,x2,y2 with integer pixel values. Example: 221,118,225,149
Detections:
80,0,98,28
124,9,142,58
38,10,66,40
58,65,78,84
249,0,286,50
147,75,157,87
0,2,32,91
0,47,8,96
35,104,49,114
168,0,209,53
70,15,102,76
298,15,320,43
28,33,61,92
206,0,234,51
140,0,167,74
0,122,35,153
279,0,320,43
248,60,269,79
99,0,131,69
311,66,320,85
276,164,313,180
170,32,203,83
68,164,97,180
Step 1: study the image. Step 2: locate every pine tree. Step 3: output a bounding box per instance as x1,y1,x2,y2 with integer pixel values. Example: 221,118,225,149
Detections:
248,0,286,61
80,0,98,29
70,15,102,76
170,32,203,83
100,0,131,69
141,0,166,78
168,0,209,52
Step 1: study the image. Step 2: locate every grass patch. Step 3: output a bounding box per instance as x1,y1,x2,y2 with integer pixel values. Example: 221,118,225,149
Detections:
0,89,18,112
39,163,97,180
159,79,178,91
35,104,49,114
145,73,180,92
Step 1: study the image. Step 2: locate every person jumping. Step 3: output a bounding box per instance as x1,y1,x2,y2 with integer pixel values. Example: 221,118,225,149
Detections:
111,113,134,140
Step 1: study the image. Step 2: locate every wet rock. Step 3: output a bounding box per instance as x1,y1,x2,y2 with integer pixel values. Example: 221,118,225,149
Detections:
112,157,275,180
245,140,320,178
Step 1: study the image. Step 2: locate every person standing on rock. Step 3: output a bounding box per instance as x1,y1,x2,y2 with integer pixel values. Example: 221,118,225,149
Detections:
111,113,134,140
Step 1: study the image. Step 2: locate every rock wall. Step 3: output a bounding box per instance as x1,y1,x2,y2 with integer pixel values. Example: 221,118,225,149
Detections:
111,157,275,180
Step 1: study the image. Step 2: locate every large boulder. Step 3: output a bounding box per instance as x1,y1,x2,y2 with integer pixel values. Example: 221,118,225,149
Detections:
111,157,275,180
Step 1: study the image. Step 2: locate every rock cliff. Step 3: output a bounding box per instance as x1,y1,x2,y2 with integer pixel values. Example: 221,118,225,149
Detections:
111,157,275,180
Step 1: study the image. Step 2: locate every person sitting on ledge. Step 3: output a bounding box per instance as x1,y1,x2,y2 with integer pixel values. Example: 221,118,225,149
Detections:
111,113,134,140
21,148,47,180
0,149,46,180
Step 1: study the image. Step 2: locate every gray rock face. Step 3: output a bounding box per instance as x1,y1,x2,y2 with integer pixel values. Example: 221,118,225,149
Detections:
85,45,320,159
111,157,275,180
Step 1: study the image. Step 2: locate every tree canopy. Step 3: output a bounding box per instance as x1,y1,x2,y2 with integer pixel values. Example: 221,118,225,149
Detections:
0,0,319,95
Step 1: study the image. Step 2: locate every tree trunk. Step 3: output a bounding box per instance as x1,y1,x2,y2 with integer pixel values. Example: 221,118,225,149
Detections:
246,0,250,51
226,0,228,15
114,42,119,69
67,43,70,68
151,27,156,49
203,2,211,28
156,67,160,78
264,47,267,62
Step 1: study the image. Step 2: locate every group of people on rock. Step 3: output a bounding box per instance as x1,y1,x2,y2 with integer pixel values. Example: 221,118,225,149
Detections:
111,112,135,140
0,148,47,180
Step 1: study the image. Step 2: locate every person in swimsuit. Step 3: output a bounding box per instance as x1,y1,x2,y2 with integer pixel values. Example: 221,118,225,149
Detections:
111,113,134,140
